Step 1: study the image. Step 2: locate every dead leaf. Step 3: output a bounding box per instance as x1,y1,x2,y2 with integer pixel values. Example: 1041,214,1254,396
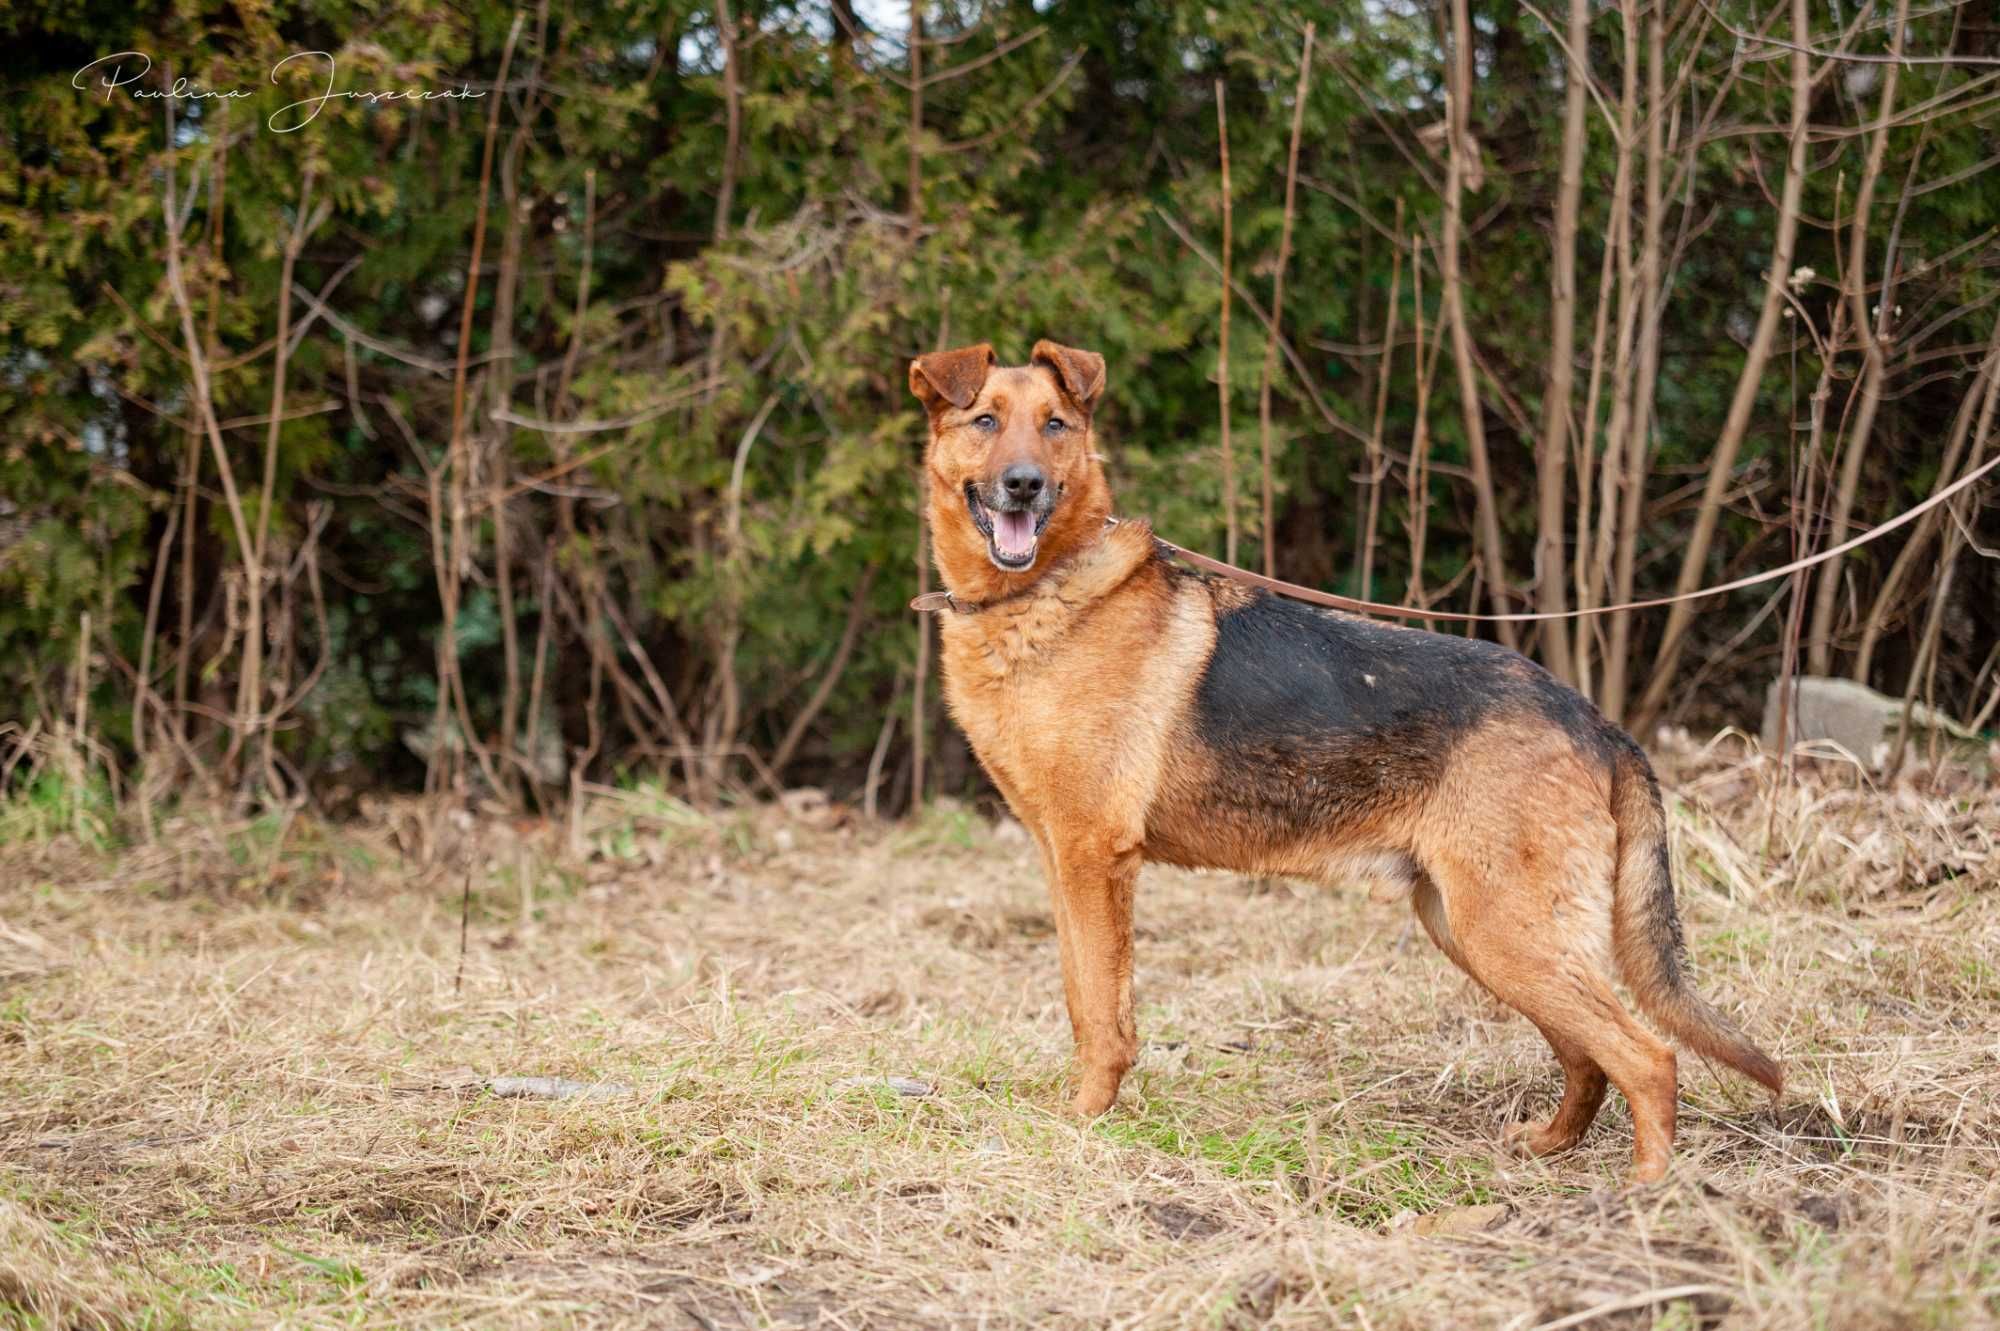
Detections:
1412,1202,1514,1237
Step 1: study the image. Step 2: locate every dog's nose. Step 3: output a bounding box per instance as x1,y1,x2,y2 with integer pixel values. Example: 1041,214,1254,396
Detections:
1001,463,1046,503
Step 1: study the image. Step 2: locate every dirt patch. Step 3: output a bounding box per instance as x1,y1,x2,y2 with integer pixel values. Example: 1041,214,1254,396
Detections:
1138,1199,1229,1242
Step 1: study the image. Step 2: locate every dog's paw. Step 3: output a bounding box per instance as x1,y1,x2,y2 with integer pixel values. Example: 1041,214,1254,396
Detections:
1625,1155,1670,1187
1069,1075,1121,1119
1503,1118,1583,1158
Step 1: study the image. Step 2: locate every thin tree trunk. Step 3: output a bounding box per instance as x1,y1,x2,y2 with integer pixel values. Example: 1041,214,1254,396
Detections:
489,0,550,789
909,8,929,808
568,618,605,858
1588,143,1636,705
133,504,180,777
1602,0,1661,724
907,1,922,234
1216,80,1237,567
556,169,597,408
912,490,930,810
1406,235,1443,627
1586,0,1641,616
1361,199,1404,603
434,14,524,799
1570,175,1620,700
1806,0,1909,675
1853,320,2000,681
1441,0,1517,646
1533,0,1589,683
175,121,228,753
524,556,553,789
697,0,743,430
68,611,91,835
1256,23,1314,579
540,167,594,799
865,672,905,822
717,0,742,241
1775,331,1838,769
489,114,534,796
159,93,260,790
713,390,781,796
1635,0,1810,730
240,169,325,793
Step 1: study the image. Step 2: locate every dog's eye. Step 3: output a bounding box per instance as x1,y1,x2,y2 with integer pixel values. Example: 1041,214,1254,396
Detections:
1044,417,1068,435
972,413,997,432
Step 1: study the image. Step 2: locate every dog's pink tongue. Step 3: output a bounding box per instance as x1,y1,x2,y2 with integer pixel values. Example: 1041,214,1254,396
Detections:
994,509,1036,558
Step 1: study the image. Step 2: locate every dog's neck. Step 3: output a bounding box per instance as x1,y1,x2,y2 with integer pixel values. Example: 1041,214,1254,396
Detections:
933,513,1157,633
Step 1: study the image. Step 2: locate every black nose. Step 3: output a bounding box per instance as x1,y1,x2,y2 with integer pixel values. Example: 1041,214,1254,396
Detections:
1001,463,1045,503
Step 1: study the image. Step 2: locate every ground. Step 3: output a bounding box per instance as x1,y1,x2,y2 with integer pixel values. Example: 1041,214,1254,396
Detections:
1,738,1997,1329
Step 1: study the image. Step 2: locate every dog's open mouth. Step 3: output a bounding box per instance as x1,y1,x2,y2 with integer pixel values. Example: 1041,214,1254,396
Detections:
964,483,1051,572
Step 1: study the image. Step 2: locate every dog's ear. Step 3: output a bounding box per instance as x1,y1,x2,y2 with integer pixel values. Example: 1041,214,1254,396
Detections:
909,343,996,414
1030,340,1107,413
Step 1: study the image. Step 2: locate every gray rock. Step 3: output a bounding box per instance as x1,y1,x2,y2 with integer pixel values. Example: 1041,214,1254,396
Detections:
486,1075,633,1100
1762,676,1982,767
832,1075,934,1097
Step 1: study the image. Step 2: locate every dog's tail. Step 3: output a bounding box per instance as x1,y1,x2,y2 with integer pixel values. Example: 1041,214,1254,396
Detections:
1608,740,1783,1100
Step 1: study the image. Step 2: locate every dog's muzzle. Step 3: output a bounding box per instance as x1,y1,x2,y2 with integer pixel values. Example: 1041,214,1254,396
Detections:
965,478,1057,572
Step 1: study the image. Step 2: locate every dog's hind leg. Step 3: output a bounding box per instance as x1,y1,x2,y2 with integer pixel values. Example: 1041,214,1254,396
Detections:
1506,1029,1609,1157
1409,870,1468,970
1411,873,1609,1157
1416,859,1678,1183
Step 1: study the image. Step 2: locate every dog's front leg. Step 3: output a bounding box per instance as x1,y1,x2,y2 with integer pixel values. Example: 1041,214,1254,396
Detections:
1046,832,1141,1117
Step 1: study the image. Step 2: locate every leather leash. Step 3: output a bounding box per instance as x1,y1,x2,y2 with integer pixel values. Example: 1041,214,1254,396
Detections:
914,451,2000,622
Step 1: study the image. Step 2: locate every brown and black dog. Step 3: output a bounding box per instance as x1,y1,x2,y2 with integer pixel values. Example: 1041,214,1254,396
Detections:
909,339,1782,1183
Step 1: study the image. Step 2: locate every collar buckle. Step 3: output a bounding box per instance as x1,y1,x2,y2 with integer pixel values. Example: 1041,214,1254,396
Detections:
910,590,970,614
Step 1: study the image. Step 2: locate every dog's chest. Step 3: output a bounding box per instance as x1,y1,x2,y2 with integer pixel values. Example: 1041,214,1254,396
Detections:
937,580,1217,828
936,608,1072,790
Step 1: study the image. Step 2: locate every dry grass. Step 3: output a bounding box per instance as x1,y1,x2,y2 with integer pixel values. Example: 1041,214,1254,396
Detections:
1,736,1997,1330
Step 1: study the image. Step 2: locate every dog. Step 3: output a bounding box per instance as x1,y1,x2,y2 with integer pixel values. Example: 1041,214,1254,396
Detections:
908,339,1782,1183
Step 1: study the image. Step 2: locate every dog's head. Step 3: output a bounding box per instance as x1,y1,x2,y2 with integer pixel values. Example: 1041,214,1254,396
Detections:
910,339,1111,597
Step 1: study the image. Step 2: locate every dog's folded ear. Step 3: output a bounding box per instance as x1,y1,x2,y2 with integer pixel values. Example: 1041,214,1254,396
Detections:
909,343,996,413
1030,340,1107,412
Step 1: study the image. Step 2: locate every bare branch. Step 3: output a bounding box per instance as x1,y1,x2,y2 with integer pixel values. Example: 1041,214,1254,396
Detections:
1441,0,1518,644
1255,23,1315,579
1695,0,2000,64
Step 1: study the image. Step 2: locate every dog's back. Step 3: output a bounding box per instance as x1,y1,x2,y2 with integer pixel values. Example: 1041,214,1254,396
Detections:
1147,583,1608,864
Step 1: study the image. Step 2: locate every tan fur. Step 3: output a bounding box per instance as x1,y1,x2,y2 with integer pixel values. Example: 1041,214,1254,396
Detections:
910,342,1776,1183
